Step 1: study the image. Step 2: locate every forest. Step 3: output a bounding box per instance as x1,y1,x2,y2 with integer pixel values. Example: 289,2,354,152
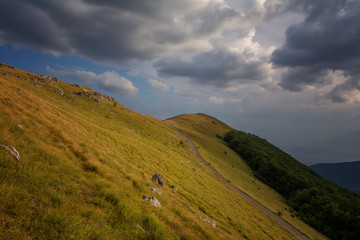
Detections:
224,130,360,240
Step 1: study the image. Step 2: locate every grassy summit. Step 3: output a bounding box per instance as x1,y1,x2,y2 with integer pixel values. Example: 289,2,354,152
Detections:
0,62,325,239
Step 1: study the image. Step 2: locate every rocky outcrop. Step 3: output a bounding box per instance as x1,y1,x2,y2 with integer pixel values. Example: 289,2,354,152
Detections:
152,173,164,187
143,196,161,208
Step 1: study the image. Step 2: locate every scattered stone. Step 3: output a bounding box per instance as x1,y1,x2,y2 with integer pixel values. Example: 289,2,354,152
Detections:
169,185,178,191
199,216,216,228
3,73,8,77
31,77,45,82
0,145,20,161
17,124,23,129
43,75,58,83
94,92,104,100
152,173,164,187
16,75,20,79
0,63,15,69
148,186,162,196
143,195,161,208
84,90,94,98
57,88,65,96
94,98,100,104
17,88,23,93
33,83,42,88
212,121,218,124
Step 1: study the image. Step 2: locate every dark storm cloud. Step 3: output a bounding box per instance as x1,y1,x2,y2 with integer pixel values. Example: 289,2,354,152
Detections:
186,4,239,35
0,0,239,65
0,1,70,54
0,0,158,63
155,48,268,87
271,0,360,101
279,67,332,92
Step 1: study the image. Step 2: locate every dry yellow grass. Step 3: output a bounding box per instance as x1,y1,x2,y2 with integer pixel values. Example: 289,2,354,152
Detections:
0,62,322,239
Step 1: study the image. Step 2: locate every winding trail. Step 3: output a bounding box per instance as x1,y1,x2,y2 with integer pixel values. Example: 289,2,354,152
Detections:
169,124,309,240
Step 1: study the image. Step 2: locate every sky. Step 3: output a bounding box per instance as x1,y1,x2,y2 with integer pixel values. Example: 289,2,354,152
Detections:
1,0,360,165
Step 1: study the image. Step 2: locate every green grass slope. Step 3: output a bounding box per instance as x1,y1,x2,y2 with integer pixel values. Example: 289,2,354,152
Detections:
167,113,327,240
1,62,299,240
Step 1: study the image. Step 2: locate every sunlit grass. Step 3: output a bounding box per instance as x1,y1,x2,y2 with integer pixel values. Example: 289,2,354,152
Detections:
167,113,328,240
0,63,313,239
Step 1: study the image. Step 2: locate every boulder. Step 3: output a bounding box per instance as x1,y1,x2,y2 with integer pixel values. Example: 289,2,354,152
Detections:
57,88,65,96
143,196,161,208
169,185,178,191
199,216,216,228
152,173,164,187
148,186,162,196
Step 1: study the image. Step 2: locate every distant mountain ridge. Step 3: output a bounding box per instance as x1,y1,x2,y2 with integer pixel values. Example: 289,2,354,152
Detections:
310,161,360,194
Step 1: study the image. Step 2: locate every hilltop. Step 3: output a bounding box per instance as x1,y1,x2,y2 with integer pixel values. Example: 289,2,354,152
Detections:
0,62,326,239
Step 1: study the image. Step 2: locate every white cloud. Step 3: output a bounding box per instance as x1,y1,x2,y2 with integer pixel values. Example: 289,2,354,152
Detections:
98,71,138,95
46,67,138,96
148,79,170,92
45,66,97,83
127,69,139,76
209,96,226,104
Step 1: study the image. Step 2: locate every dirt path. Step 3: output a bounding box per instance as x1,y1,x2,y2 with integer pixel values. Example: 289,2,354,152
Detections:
169,124,309,240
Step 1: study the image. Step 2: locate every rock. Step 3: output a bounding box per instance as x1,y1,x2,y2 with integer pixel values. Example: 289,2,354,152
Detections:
199,216,216,228
152,173,164,187
43,75,58,83
84,90,94,98
0,145,20,161
148,186,162,196
57,88,65,96
169,185,178,191
0,63,14,69
17,88,22,93
94,92,104,100
143,196,161,208
17,124,23,129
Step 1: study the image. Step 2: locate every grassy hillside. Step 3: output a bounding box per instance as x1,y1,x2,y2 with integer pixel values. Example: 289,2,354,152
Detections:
224,130,360,240
1,62,305,239
166,114,327,240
